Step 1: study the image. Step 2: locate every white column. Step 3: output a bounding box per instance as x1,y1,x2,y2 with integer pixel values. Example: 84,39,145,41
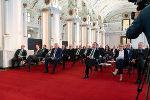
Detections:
91,28,96,43
67,20,73,46
0,0,3,50
103,31,106,47
96,29,100,46
99,32,102,46
50,7,61,46
42,11,49,46
73,20,80,47
3,0,26,50
87,25,92,46
79,25,82,46
22,3,28,49
81,25,87,46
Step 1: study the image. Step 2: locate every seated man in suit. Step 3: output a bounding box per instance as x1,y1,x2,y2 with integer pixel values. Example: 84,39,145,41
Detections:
62,45,68,69
125,43,133,74
45,45,53,58
132,42,147,84
83,42,100,79
75,45,82,61
44,43,62,74
81,45,90,64
67,45,76,66
11,45,27,69
41,44,49,58
25,44,43,72
98,45,105,72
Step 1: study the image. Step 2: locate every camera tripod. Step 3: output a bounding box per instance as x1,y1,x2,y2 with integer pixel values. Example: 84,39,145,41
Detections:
136,55,150,100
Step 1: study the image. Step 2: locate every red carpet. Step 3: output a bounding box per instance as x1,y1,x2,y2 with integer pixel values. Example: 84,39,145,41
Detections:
0,61,149,100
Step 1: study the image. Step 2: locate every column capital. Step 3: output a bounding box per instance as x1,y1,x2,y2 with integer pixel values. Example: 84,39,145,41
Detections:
49,6,62,15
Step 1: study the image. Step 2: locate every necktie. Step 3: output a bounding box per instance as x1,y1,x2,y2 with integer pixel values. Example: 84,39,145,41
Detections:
35,50,38,55
54,49,57,57
76,49,80,55
84,49,87,54
90,50,95,56
19,50,23,56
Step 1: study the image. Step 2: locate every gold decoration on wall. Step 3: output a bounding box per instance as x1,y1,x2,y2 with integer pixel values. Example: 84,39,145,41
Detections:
23,3,27,8
24,36,28,37
51,14,53,17
45,0,50,5
93,22,96,26
41,8,48,12
60,17,63,20
83,17,87,22
82,1,85,6
69,9,73,16
75,9,78,15
5,0,8,1
4,33,9,36
38,16,41,20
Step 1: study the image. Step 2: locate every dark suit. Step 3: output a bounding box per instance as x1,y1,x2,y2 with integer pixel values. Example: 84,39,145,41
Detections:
41,48,49,57
75,48,82,61
26,49,43,72
132,49,147,81
81,48,90,64
85,48,100,75
114,49,129,74
126,5,150,45
111,49,118,57
125,48,133,72
11,49,27,68
62,49,69,69
68,49,76,65
99,48,105,62
45,48,62,72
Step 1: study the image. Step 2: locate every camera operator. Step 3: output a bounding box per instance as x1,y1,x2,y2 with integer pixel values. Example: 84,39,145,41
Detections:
126,5,150,45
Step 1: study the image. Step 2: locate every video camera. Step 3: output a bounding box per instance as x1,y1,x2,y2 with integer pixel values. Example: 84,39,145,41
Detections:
128,0,150,19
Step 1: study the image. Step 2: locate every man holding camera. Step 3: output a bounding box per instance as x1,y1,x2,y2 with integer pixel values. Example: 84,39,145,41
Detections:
126,5,150,45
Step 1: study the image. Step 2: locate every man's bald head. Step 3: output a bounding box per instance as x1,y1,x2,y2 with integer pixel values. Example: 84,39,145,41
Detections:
54,43,59,48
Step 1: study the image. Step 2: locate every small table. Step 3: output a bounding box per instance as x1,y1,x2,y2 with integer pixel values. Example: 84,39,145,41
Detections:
107,60,116,70
99,63,112,70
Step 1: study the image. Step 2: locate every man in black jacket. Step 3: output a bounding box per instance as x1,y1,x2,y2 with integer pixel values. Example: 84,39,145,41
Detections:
83,42,100,79
126,5,150,45
132,42,147,84
41,45,49,58
62,45,68,69
11,45,27,69
67,45,76,66
25,44,43,72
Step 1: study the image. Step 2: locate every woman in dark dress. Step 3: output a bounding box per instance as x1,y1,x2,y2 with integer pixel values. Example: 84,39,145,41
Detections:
103,45,113,62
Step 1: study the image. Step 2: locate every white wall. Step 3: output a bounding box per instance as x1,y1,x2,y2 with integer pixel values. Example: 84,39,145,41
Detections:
106,33,121,48
131,33,148,49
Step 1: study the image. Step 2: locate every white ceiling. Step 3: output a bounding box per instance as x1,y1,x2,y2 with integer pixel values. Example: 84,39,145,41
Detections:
25,0,137,22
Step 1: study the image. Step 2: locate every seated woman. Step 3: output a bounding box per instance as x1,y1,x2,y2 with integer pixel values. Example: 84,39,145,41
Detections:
111,44,129,82
103,45,113,62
